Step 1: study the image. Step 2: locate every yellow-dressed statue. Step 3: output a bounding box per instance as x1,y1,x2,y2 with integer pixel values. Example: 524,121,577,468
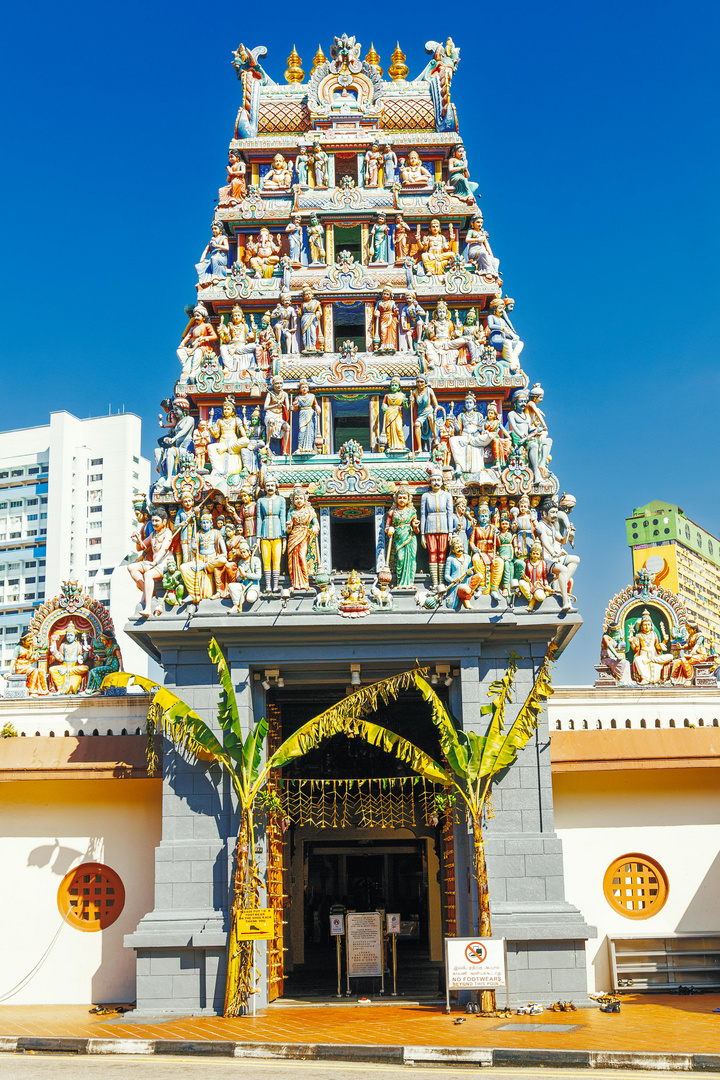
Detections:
49,622,89,694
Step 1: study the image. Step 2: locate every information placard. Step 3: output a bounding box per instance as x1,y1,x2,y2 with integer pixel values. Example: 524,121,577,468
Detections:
346,912,383,977
387,913,401,935
235,909,274,940
330,913,344,937
445,937,507,989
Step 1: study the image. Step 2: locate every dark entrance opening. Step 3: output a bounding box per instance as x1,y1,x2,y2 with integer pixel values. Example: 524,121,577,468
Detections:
334,154,358,186
333,223,363,263
332,301,367,352
332,397,372,452
329,514,376,573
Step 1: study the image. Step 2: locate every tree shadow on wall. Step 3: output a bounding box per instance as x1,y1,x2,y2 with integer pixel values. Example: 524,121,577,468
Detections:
27,836,103,877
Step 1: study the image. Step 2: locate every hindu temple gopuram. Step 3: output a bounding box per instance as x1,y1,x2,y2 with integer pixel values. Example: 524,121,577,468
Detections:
124,34,594,1014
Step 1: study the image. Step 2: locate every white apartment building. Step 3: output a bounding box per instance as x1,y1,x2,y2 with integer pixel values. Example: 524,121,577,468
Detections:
0,411,150,673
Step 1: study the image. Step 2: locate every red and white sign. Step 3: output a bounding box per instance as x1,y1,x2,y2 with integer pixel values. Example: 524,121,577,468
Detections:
330,914,344,937
446,937,506,989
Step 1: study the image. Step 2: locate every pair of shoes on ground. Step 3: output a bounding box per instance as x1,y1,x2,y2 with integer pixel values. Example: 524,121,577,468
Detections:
517,1001,543,1015
550,1000,577,1012
597,995,621,1013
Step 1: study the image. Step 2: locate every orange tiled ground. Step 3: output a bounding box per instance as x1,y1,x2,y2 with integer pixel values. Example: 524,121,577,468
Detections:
0,996,718,1054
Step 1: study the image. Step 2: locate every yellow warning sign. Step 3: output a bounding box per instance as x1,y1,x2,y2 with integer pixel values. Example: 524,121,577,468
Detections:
235,909,274,940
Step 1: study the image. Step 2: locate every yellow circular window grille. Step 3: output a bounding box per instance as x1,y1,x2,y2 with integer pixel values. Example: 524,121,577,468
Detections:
57,862,125,932
603,853,668,919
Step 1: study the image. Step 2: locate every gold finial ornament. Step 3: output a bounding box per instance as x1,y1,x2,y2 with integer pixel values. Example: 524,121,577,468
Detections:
388,42,409,81
365,43,383,77
310,44,327,75
284,45,304,84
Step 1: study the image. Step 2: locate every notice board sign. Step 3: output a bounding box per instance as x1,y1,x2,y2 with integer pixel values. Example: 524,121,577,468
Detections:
444,937,507,1011
346,911,383,977
235,908,274,940
330,913,344,937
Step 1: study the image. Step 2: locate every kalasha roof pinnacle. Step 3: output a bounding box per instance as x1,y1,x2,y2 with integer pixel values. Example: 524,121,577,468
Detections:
284,45,304,84
364,43,383,77
388,42,409,81
310,44,327,75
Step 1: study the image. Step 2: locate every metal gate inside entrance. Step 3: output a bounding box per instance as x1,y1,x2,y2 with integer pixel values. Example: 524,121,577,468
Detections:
283,832,444,1000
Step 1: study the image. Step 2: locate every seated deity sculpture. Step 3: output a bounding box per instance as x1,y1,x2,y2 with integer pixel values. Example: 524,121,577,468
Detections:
262,153,293,191
629,611,673,684
177,303,218,382
48,622,89,694
218,305,257,374
400,151,432,188
246,228,281,278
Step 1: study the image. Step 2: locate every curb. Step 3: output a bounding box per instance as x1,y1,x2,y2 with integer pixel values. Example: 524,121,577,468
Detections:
1,1038,719,1071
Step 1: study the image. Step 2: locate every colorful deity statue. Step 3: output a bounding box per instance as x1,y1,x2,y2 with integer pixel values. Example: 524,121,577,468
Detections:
536,497,580,613
237,485,258,543
416,219,455,275
161,557,186,608
218,149,247,207
423,300,468,370
601,623,632,685
286,213,303,263
339,570,371,618
258,477,287,594
247,228,281,277
177,303,218,382
444,533,481,611
207,396,251,478
507,390,543,486
399,291,427,353
510,494,537,584
128,508,174,617
311,139,328,188
293,379,322,454
526,383,552,478
382,142,398,186
374,289,398,352
496,511,515,598
254,312,280,376
175,490,200,564
453,494,474,552
300,287,325,352
412,375,439,452
420,470,454,590
196,221,229,286
449,392,488,474
469,500,504,603
487,296,524,371
179,512,228,602
154,397,194,492
295,143,310,187
364,141,383,187
307,214,326,264
400,150,432,188
48,622,90,694
518,541,552,612
381,377,407,451
393,214,410,262
463,212,499,276
628,610,673,683
385,485,419,588
484,402,511,467
286,486,319,592
447,143,478,202
270,291,299,353
264,376,291,455
262,153,293,191
218,305,257,374
228,538,262,611
369,213,390,263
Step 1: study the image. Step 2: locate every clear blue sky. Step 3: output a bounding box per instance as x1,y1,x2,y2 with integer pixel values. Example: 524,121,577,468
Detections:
1,0,718,682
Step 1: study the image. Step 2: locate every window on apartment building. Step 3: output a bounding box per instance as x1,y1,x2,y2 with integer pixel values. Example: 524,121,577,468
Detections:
28,467,40,475
0,472,7,479
10,501,21,508
133,456,139,464
24,594,35,600
25,578,35,584
103,568,113,576
24,562,35,568
8,533,20,539
89,554,101,562
89,506,102,514
27,499,38,506
27,515,38,521
89,474,102,482
603,854,668,919
0,503,6,510
90,458,103,466
39,576,45,583
39,528,47,535
88,570,98,578
133,472,139,480
8,580,18,586
41,497,47,504
38,560,45,567
40,513,47,520
88,538,101,546
11,470,23,477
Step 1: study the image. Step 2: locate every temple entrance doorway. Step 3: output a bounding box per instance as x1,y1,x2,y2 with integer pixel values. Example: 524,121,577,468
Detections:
284,828,444,1000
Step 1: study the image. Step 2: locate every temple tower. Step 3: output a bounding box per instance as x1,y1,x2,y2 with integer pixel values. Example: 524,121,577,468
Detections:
125,34,594,1014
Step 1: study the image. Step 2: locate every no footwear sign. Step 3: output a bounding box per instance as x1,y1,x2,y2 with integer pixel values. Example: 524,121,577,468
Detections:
445,936,507,989
235,908,274,939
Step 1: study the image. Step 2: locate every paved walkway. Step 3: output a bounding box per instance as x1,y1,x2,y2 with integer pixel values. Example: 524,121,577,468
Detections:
0,995,718,1055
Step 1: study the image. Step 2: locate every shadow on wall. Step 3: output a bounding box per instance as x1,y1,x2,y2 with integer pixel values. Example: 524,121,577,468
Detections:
27,837,102,877
590,934,612,992
676,850,720,933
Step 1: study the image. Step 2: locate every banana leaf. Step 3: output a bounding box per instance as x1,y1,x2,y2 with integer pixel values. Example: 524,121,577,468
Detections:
101,671,161,694
242,717,269,787
151,686,228,764
412,674,469,777
491,648,555,773
267,713,451,786
208,639,243,743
